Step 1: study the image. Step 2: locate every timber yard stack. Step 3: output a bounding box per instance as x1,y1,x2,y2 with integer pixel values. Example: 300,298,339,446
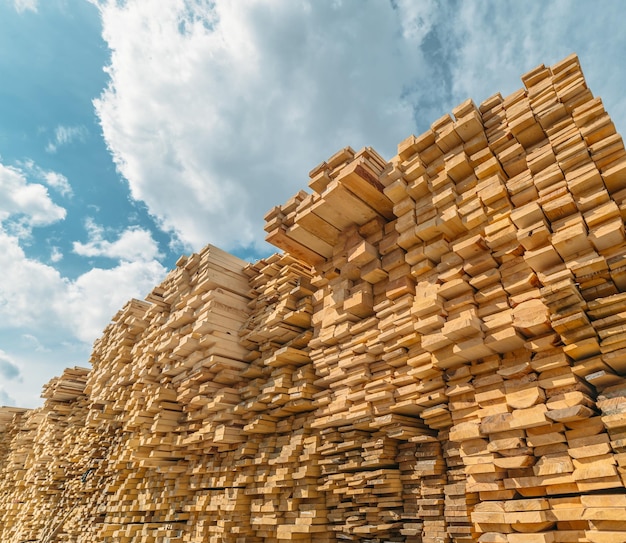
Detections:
0,408,42,539
0,406,28,462
0,367,90,543
84,244,254,542
236,253,328,542
0,406,30,536
264,53,626,543
266,148,447,541
0,53,626,543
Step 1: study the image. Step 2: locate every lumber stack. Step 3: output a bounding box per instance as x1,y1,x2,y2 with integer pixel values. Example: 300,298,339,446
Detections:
598,382,626,487
2,53,626,543
180,251,325,542
265,53,626,542
0,406,31,537
0,246,253,543
0,406,28,435
236,253,328,542
0,409,43,541
85,244,253,542
0,368,90,543
85,294,189,543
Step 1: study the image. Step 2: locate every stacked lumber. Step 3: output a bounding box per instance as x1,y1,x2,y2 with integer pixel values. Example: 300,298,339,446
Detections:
0,368,89,543
598,382,626,487
84,296,187,542
2,53,626,543
236,253,329,542
397,438,450,543
0,246,253,543
267,153,418,538
0,405,29,432
0,409,43,541
85,245,253,542
265,53,626,542
0,406,31,537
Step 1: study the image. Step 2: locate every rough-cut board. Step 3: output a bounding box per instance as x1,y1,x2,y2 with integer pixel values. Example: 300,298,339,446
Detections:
2,54,626,543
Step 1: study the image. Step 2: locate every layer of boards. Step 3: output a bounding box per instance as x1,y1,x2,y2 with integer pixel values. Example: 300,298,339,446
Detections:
1,53,626,543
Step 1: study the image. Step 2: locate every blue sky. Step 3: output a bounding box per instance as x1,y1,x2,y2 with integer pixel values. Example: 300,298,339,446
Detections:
1,0,626,408
0,1,170,279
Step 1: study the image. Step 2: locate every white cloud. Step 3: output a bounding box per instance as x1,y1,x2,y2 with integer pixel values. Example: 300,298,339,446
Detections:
0,228,167,341
92,0,429,253
43,171,73,197
18,160,73,198
46,124,88,153
0,230,66,329
60,259,167,342
50,246,63,263
13,0,37,14
0,163,66,236
73,218,163,262
0,153,168,407
394,0,439,41
0,227,168,406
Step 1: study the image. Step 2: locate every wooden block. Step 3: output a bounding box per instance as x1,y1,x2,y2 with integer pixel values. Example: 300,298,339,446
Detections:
507,531,556,542
266,225,325,266
512,299,552,338
510,404,549,430
335,158,395,219
601,154,626,194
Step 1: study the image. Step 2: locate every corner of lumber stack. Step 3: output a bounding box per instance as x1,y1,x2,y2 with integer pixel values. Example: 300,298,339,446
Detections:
2,53,626,543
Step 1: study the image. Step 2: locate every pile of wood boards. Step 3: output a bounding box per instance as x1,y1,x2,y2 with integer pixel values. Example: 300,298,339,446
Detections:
264,53,626,543
0,368,90,543
0,53,626,542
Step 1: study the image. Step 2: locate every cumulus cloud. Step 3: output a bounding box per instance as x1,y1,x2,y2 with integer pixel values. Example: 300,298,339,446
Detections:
0,163,66,237
0,228,167,342
92,0,430,253
46,124,88,153
61,259,168,342
0,156,162,408
0,230,67,329
13,0,37,14
43,171,73,197
0,155,167,406
73,218,163,262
